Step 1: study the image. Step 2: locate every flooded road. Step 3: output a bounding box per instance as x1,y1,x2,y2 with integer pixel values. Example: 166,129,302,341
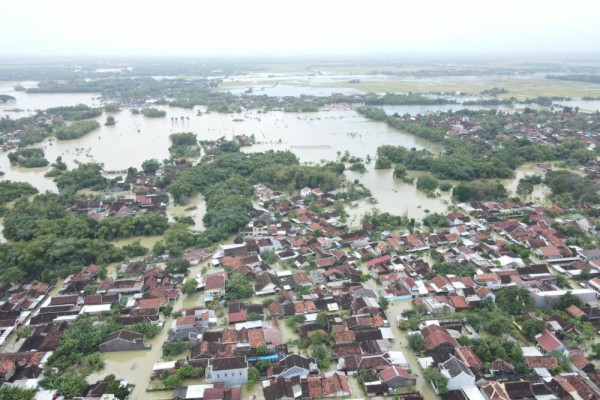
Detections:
88,262,204,400
357,262,440,400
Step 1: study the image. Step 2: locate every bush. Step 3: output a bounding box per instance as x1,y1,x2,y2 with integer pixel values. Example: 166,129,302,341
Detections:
416,175,439,192
439,182,452,191
408,333,425,352
140,108,166,118
166,258,191,274
248,367,260,387
162,340,189,357
374,156,392,169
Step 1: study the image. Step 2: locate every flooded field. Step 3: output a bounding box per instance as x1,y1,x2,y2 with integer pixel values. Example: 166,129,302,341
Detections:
0,81,100,118
346,169,452,225
504,163,552,203
167,194,206,231
0,88,450,222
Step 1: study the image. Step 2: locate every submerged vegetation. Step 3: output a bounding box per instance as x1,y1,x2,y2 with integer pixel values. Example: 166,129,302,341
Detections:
8,147,49,168
54,120,100,140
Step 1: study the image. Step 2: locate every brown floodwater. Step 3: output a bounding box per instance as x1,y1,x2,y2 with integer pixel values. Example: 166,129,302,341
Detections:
0,104,447,221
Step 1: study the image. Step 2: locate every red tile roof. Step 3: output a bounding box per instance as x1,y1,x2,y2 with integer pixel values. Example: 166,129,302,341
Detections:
380,365,415,382
456,346,484,370
221,328,238,343
205,271,228,291
228,310,247,324
423,331,458,351
535,330,564,353
524,356,558,369
366,255,391,267
570,353,592,370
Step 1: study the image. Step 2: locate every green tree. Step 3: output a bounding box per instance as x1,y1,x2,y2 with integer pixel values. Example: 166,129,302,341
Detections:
162,340,189,357
379,296,389,311
182,278,198,295
408,333,425,352
316,312,328,330
52,374,89,398
374,156,392,169
495,286,534,315
423,368,448,395
225,272,254,301
256,360,273,373
142,158,161,174
553,291,583,310
162,305,173,317
0,266,26,285
248,367,260,387
261,250,278,264
163,373,183,389
0,386,36,400
522,319,545,341
166,258,191,274
416,175,439,192
15,325,33,339
393,164,407,179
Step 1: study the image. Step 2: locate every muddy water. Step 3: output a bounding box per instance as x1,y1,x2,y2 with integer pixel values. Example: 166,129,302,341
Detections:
1,106,442,180
1,104,446,225
167,194,206,231
504,163,552,203
346,169,452,226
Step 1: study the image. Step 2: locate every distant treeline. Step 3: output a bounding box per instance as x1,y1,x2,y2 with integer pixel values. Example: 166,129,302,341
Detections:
547,74,600,84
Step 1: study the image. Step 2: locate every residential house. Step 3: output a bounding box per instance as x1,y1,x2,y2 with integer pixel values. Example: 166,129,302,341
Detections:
480,380,510,400
204,271,228,301
379,365,416,389
535,330,566,354
99,329,149,352
437,356,475,392
206,356,248,387
270,354,318,379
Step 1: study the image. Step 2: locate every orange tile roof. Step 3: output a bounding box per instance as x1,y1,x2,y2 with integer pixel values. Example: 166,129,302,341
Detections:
248,328,266,348
136,298,164,309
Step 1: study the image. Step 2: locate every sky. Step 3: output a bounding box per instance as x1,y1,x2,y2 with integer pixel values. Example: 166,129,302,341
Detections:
1,0,600,58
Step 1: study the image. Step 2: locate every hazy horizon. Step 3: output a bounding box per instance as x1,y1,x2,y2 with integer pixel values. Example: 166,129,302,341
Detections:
2,0,600,59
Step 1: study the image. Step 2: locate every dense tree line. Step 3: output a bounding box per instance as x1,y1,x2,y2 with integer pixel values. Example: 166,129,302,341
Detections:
169,132,200,158
8,147,49,168
547,74,600,84
46,104,102,121
53,120,100,140
452,181,508,202
0,180,38,206
544,170,600,205
140,108,166,118
51,162,108,192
